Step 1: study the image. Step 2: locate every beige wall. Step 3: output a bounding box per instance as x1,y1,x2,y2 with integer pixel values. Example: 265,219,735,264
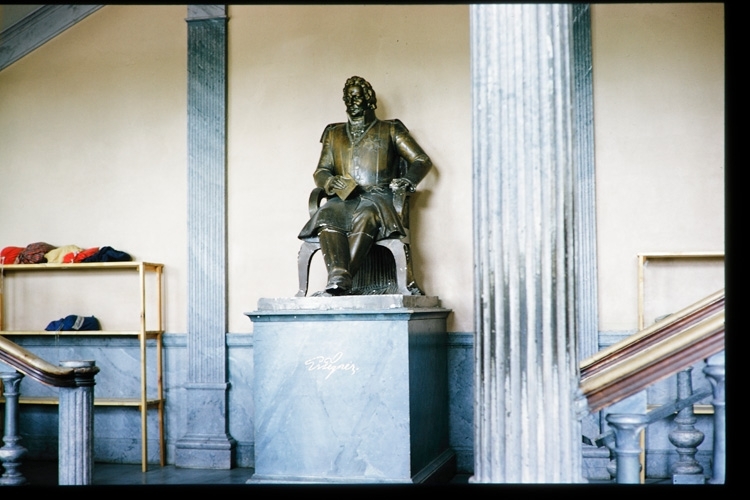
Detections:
0,6,188,331
0,4,724,338
591,3,725,332
0,5,473,334
226,5,472,332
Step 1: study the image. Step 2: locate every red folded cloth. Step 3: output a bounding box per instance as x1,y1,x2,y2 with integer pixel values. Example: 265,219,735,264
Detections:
1,246,24,265
63,247,100,263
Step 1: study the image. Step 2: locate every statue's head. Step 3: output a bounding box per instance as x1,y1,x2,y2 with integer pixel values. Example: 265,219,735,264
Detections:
343,76,377,114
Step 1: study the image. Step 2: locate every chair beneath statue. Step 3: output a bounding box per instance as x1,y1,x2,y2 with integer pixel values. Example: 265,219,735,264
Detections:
296,186,423,297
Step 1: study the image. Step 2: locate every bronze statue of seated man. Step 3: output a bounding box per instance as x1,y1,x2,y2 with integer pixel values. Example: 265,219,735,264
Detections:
298,76,432,296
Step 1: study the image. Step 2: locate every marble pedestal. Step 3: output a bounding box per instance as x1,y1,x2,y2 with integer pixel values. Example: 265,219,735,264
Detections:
245,295,454,483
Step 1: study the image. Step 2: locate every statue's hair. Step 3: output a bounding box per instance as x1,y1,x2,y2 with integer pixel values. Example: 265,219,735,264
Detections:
343,76,377,110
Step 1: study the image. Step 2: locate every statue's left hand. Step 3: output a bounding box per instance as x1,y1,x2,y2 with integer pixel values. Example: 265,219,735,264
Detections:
390,178,415,193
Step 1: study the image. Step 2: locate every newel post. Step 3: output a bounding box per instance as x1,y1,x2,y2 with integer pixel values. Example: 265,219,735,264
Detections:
58,360,99,486
0,371,26,485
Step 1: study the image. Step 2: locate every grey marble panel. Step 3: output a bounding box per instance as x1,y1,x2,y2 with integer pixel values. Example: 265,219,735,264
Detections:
447,333,473,472
5,329,469,473
597,330,637,350
582,445,612,481
12,400,164,464
226,333,255,467
603,391,647,418
3,338,160,400
187,5,226,20
162,333,188,464
248,304,452,483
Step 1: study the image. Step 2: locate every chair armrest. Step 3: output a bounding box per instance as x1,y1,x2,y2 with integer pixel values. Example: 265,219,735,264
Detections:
308,187,328,217
392,189,411,229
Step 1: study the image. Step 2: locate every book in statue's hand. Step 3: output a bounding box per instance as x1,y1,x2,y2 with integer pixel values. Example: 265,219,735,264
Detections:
334,175,358,200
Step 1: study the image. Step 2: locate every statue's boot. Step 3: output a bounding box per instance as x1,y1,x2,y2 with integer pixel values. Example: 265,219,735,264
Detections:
348,230,376,279
349,206,379,279
319,228,352,295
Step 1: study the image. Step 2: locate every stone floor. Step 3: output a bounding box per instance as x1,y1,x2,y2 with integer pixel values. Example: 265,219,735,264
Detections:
19,461,472,487
16,461,681,488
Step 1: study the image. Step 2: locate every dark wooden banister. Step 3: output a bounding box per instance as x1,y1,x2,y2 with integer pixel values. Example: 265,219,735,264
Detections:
579,288,724,413
0,335,99,387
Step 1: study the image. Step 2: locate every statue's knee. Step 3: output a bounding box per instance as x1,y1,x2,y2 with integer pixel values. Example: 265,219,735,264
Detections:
352,208,379,233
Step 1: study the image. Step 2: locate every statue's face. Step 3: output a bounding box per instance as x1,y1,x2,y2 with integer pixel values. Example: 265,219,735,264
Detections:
344,85,365,118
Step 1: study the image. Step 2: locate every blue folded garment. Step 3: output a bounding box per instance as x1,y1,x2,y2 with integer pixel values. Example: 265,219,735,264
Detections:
45,315,101,331
80,246,132,263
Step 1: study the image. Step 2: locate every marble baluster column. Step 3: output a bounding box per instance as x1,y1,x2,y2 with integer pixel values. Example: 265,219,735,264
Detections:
704,352,725,484
470,4,583,483
606,413,648,484
175,4,236,469
669,368,705,483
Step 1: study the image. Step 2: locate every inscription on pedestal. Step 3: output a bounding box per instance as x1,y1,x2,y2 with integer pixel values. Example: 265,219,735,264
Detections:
304,352,359,379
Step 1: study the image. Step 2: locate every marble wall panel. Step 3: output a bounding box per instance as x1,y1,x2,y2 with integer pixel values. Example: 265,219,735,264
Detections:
3,331,472,474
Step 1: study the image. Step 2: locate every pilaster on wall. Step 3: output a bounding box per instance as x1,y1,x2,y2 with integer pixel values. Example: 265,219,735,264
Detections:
471,4,584,483
175,4,236,469
571,4,599,362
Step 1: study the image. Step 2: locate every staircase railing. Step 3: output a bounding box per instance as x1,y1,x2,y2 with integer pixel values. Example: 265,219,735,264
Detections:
579,289,725,484
0,335,98,485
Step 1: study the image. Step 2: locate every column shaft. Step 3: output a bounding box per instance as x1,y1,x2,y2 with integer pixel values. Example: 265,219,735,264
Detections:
471,4,582,483
176,4,235,468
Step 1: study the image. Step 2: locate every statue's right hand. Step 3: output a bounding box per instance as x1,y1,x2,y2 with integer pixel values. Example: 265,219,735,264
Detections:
327,176,348,192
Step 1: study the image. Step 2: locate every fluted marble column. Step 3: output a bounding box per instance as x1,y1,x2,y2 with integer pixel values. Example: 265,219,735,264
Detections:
471,4,584,483
175,4,236,469
570,4,599,362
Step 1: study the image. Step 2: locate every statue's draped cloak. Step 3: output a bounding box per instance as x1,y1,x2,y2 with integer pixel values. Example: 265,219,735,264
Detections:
298,118,430,241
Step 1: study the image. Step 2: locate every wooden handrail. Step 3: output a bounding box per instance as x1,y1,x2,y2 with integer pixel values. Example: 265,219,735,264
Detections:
0,335,99,387
579,289,724,413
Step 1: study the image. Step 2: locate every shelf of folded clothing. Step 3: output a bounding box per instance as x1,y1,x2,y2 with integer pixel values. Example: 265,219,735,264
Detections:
1,262,163,271
0,261,165,472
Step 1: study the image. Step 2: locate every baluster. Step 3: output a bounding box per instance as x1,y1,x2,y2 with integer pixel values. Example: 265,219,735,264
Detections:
599,432,617,481
703,352,725,484
0,371,27,485
668,368,705,483
605,413,648,484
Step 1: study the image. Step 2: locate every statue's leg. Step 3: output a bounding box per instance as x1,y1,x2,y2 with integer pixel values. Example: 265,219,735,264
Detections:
349,207,379,278
318,228,352,295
